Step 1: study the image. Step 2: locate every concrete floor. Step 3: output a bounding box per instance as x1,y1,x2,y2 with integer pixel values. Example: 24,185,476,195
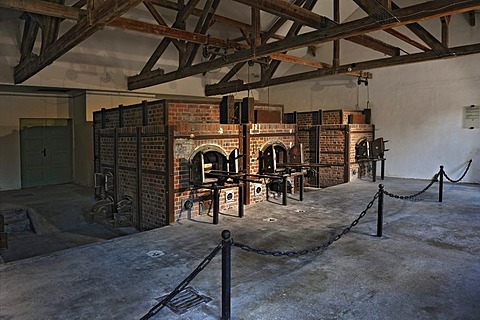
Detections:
0,184,134,262
0,178,479,320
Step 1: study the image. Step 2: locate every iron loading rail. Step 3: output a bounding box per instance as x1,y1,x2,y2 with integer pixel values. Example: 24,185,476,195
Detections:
206,170,293,181
356,158,386,182
206,170,305,206
277,162,345,168
189,171,306,224
190,180,245,224
276,162,345,188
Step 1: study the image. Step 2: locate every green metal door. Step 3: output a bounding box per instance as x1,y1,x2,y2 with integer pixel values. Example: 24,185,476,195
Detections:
21,119,73,188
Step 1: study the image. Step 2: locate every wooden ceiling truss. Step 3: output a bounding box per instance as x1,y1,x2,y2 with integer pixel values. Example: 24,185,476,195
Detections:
1,0,479,95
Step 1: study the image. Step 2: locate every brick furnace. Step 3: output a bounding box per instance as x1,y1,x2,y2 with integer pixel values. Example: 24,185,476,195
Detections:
92,97,300,230
284,108,381,187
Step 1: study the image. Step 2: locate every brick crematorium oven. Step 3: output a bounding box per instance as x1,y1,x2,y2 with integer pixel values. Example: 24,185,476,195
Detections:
92,98,384,231
284,108,385,187
92,97,299,230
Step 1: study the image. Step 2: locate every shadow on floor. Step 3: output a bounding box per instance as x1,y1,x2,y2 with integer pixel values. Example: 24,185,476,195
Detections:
0,183,136,262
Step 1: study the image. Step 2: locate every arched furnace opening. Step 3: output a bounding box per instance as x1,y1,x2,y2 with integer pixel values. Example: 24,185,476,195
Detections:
355,138,369,161
260,143,288,174
189,146,228,186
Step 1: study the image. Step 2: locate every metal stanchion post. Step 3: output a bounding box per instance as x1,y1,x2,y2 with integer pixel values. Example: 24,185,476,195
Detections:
213,186,220,225
377,184,384,237
238,184,244,218
282,176,288,206
221,230,231,320
439,165,444,203
299,174,304,202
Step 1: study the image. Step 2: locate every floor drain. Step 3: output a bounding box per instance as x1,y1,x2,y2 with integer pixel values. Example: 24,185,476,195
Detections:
157,286,212,314
263,217,277,222
146,250,164,258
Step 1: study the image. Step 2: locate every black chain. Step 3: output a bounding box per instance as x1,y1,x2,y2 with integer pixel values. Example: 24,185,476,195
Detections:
233,192,380,257
382,173,439,201
443,159,472,183
140,242,224,320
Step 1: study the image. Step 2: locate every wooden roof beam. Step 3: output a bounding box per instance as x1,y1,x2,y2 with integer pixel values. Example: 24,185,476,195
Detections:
111,16,328,71
148,0,288,41
204,43,480,96
260,0,317,86
147,0,253,33
0,0,84,20
351,0,432,51
109,17,244,49
140,0,200,75
384,28,430,51
128,0,480,90
20,16,40,62
14,0,144,83
233,0,401,57
269,53,330,69
390,1,448,55
441,16,452,47
262,0,306,42
181,0,221,68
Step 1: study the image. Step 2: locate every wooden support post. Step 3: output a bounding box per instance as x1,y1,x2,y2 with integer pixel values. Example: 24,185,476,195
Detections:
167,126,175,224
113,128,119,208
333,0,340,68
118,104,124,128
0,214,8,250
251,6,261,48
380,0,392,10
136,127,143,230
468,11,476,26
142,100,148,126
441,15,451,47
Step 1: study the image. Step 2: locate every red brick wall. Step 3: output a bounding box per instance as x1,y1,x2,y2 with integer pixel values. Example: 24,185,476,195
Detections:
322,110,342,125
99,129,115,168
93,101,168,129
123,108,143,127
96,125,169,230
141,126,168,229
322,109,365,125
166,101,220,125
172,124,241,220
349,124,375,180
343,110,364,124
247,123,297,203
117,128,138,225
147,101,166,125
319,125,347,187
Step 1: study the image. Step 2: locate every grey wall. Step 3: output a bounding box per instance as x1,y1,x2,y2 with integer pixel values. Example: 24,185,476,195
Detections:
0,93,71,190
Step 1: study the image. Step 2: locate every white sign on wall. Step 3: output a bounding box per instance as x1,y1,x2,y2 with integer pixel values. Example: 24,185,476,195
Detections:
463,105,480,129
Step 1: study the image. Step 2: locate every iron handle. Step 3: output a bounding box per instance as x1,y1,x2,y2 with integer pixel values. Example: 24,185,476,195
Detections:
42,148,46,157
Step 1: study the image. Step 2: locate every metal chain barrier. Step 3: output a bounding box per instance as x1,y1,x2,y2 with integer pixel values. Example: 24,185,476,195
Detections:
442,159,472,183
382,173,439,201
140,242,224,320
233,192,380,257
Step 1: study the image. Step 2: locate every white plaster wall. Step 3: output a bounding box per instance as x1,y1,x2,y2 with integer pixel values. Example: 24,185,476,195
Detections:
0,93,72,190
261,21,480,183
